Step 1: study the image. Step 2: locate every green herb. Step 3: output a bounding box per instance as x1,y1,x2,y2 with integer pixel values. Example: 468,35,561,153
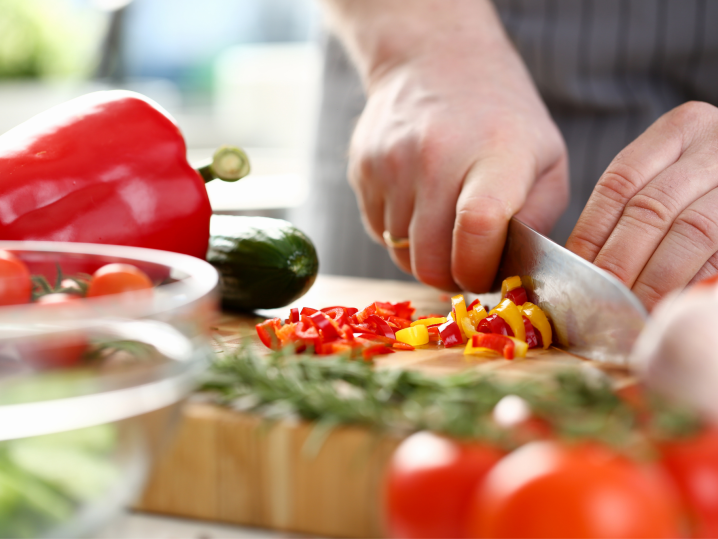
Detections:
201,347,696,451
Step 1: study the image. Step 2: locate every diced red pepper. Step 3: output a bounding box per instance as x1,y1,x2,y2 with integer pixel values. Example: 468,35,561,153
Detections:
522,315,540,349
289,308,300,323
467,298,481,310
472,333,515,360
391,301,416,320
356,333,397,345
506,287,528,306
309,311,341,342
255,318,282,350
392,342,415,351
387,315,412,329
438,320,463,348
478,314,514,336
427,325,441,342
300,307,319,316
362,344,395,361
354,303,377,323
367,314,396,339
321,306,351,326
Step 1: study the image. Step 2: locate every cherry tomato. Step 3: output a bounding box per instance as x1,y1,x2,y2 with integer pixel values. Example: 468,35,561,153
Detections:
659,426,718,538
0,250,31,305
86,263,153,297
18,334,88,369
35,293,82,305
465,440,681,538
385,431,503,538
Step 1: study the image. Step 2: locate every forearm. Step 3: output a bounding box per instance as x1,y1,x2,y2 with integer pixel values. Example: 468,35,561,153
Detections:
319,0,513,89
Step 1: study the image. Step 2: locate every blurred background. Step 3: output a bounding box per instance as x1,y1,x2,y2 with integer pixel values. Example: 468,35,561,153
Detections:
0,0,321,216
0,0,412,281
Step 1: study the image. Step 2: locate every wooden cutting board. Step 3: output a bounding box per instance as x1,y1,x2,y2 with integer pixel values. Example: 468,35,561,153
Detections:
135,275,632,537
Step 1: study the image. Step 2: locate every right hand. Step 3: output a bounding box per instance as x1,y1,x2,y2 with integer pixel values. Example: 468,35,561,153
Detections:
348,33,569,292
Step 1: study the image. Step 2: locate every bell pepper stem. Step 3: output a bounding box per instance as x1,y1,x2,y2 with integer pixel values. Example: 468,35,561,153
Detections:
196,145,251,183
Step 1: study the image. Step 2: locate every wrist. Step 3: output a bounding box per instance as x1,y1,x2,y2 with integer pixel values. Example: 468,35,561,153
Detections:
323,0,513,90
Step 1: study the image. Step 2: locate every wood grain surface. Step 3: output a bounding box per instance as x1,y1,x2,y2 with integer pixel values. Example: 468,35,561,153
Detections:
135,275,631,537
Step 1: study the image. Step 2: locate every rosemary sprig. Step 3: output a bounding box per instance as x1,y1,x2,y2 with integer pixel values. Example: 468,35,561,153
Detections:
200,347,698,451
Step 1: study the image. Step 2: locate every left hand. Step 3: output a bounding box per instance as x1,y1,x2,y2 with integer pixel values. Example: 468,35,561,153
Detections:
566,101,718,311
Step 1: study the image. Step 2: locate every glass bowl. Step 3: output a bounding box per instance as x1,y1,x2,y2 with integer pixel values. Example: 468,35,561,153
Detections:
0,241,219,538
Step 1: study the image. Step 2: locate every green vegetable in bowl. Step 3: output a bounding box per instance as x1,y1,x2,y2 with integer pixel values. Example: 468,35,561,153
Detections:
0,425,118,538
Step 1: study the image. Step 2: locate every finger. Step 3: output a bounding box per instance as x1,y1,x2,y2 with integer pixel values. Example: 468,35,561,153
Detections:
347,150,386,244
593,148,718,288
688,251,718,286
408,164,461,291
632,187,718,311
513,153,569,235
566,105,692,263
451,149,546,292
384,181,415,274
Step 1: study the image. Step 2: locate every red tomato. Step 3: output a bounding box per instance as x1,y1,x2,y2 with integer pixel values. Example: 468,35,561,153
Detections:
659,426,718,538
86,263,153,297
465,440,681,538
18,333,88,369
35,293,82,305
0,250,31,305
385,431,503,538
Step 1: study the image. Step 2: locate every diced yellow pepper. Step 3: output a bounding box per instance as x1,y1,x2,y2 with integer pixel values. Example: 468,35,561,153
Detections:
451,294,469,340
461,317,478,339
501,276,523,300
489,298,526,342
508,336,528,358
467,304,488,328
410,317,447,327
395,324,429,346
463,339,498,357
521,302,552,349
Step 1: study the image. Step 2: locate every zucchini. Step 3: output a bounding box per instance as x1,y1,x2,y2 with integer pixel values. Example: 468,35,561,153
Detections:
207,215,319,311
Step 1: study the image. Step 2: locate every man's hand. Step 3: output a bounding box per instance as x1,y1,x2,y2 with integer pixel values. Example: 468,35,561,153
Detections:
567,102,718,311
322,0,568,292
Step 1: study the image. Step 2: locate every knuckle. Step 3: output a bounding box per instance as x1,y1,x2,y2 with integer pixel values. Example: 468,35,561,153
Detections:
594,167,644,205
668,101,717,126
633,279,665,312
622,192,675,231
672,208,718,250
454,196,510,239
595,256,635,286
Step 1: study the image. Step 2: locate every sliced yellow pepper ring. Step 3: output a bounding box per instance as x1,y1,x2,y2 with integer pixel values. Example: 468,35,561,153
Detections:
395,324,429,346
521,302,552,349
489,298,526,342
501,275,523,300
410,317,447,327
467,304,488,328
451,294,469,340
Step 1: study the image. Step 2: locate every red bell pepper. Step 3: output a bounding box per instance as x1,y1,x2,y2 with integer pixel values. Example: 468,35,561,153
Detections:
309,311,341,342
438,320,463,348
256,318,282,350
0,91,247,259
478,314,514,336
289,308,300,323
367,314,396,339
472,333,515,360
522,315,541,349
506,287,528,306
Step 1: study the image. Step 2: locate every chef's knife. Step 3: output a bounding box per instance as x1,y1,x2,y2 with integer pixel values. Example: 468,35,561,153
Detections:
493,217,647,365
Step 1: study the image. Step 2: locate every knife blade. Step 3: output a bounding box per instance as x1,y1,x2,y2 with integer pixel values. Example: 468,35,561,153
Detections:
492,217,647,365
